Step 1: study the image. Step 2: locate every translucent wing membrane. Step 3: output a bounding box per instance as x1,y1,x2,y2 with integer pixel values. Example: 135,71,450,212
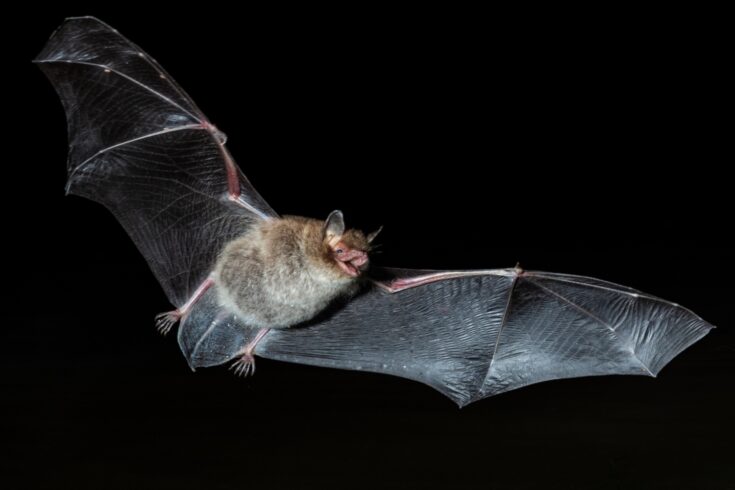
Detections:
172,267,712,406
177,287,264,368
255,268,712,406
36,17,276,306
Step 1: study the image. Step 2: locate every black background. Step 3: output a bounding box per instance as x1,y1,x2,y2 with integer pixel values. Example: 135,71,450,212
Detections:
4,6,733,490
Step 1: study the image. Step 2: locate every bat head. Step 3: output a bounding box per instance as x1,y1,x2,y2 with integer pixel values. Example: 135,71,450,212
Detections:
323,210,379,278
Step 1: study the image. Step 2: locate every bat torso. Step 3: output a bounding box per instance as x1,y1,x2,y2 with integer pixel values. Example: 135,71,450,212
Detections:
214,217,359,329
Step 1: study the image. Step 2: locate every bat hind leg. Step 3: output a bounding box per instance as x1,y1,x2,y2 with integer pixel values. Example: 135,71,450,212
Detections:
230,353,256,377
155,311,181,335
154,278,214,336
230,328,271,377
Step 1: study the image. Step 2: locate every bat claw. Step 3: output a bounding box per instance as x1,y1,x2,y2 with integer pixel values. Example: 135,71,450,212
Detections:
230,353,256,377
155,310,181,336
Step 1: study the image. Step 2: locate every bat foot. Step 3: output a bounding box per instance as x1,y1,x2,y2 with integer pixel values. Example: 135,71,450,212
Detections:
230,353,256,377
155,310,181,336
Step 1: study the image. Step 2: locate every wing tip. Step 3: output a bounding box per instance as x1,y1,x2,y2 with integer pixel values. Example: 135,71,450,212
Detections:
36,16,117,64
61,16,109,27
645,319,715,377
65,15,102,21
63,16,120,36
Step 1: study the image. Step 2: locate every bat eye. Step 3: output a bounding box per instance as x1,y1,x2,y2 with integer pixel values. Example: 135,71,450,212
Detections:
336,248,344,254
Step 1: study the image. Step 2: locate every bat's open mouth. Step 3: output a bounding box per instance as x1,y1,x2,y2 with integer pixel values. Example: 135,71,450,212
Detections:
336,250,368,277
337,261,359,277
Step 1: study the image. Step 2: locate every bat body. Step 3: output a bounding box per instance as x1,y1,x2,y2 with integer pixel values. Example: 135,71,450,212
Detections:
206,212,372,374
37,17,713,406
215,214,367,330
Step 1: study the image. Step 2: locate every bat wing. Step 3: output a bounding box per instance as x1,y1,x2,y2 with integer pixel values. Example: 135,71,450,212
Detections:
252,267,713,406
35,17,276,307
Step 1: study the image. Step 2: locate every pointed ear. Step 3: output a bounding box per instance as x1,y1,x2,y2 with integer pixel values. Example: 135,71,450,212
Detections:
323,210,345,242
367,225,383,244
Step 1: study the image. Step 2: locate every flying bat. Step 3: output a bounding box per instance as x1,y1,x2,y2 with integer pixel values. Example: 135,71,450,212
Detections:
36,17,713,406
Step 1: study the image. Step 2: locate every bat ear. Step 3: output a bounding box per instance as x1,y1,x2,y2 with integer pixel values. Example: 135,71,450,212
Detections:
367,226,383,244
323,210,345,242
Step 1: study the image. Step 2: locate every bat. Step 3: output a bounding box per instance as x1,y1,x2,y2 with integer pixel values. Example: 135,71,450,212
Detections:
36,17,713,407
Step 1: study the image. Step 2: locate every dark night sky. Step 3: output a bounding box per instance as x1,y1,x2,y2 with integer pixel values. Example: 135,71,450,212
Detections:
4,6,732,490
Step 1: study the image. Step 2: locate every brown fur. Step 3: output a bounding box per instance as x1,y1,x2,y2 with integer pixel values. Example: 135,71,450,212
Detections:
214,216,370,329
